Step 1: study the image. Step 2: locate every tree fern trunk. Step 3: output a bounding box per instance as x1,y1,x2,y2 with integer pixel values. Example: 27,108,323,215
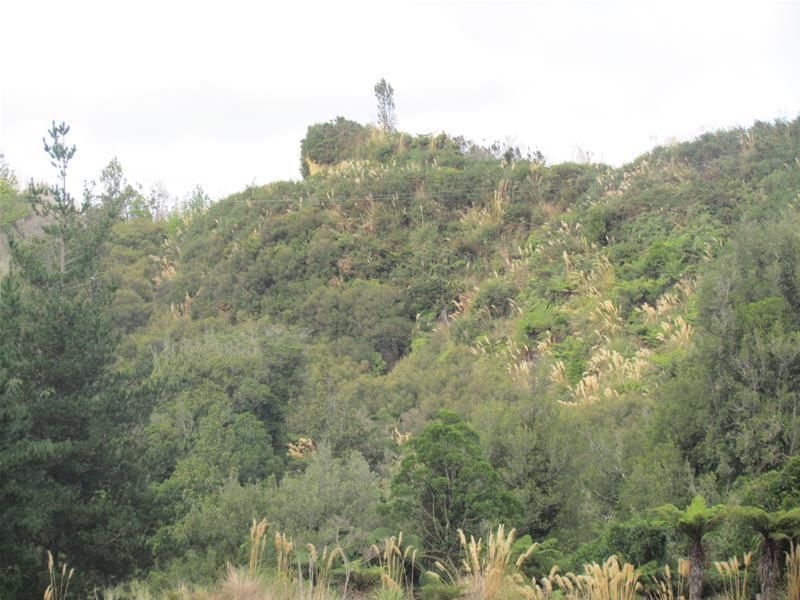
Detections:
688,539,704,600
759,539,779,600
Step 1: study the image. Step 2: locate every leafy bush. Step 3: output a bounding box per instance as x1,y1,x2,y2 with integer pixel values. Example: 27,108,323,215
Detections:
389,411,521,563
550,337,590,385
300,117,367,175
473,278,518,318
517,300,562,341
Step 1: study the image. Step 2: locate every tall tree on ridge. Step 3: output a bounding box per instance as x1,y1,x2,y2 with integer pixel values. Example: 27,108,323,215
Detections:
374,78,397,133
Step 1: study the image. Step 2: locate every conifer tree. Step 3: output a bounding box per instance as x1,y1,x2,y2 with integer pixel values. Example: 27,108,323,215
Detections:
0,123,146,596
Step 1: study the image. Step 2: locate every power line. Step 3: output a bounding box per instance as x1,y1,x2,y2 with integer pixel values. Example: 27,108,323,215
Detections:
189,187,527,208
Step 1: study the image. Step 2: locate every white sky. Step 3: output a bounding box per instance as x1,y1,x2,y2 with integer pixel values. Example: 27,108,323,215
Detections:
1,1,798,202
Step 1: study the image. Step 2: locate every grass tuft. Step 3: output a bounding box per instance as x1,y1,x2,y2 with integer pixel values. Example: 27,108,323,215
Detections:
787,543,800,600
248,518,269,578
44,551,74,600
370,532,416,597
713,552,751,600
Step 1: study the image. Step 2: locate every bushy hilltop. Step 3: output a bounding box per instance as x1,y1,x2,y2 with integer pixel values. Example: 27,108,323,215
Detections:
1,117,800,597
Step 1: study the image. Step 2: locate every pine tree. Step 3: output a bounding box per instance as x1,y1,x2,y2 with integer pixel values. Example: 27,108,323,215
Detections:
0,123,148,596
0,272,59,596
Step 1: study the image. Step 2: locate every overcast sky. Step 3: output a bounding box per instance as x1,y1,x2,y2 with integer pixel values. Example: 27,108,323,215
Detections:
1,1,798,202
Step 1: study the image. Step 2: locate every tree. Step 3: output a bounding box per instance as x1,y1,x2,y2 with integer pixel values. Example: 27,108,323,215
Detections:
0,273,58,596
299,117,367,176
17,122,116,288
729,506,800,600
301,279,412,367
0,153,27,231
154,397,277,505
374,78,397,133
0,151,12,181
0,123,148,596
265,446,381,551
678,214,800,482
389,410,520,566
90,158,152,220
34,121,77,274
653,496,724,600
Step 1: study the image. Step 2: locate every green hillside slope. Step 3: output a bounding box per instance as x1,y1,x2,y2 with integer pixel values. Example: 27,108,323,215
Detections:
1,117,799,597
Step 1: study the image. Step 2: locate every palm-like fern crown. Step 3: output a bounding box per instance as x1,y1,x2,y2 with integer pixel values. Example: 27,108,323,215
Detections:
654,496,725,541
730,506,800,542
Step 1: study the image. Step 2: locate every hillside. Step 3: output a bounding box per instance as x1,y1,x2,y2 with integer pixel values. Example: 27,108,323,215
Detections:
1,117,800,598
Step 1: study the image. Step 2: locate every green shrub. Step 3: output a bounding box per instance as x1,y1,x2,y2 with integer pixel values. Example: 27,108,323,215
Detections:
605,519,668,566
420,581,465,600
473,278,518,318
517,300,563,341
300,117,367,175
550,337,590,385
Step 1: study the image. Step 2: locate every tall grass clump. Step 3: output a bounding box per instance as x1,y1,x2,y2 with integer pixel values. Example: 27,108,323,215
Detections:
210,518,271,600
650,560,688,600
248,518,269,578
713,553,751,600
551,556,641,600
218,565,264,600
513,567,558,600
270,530,346,600
44,551,74,600
275,531,296,581
370,532,416,599
304,544,346,600
787,543,800,600
431,525,537,600
211,523,347,600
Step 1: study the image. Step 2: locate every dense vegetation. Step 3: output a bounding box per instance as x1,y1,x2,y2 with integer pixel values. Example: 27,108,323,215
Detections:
1,114,800,599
